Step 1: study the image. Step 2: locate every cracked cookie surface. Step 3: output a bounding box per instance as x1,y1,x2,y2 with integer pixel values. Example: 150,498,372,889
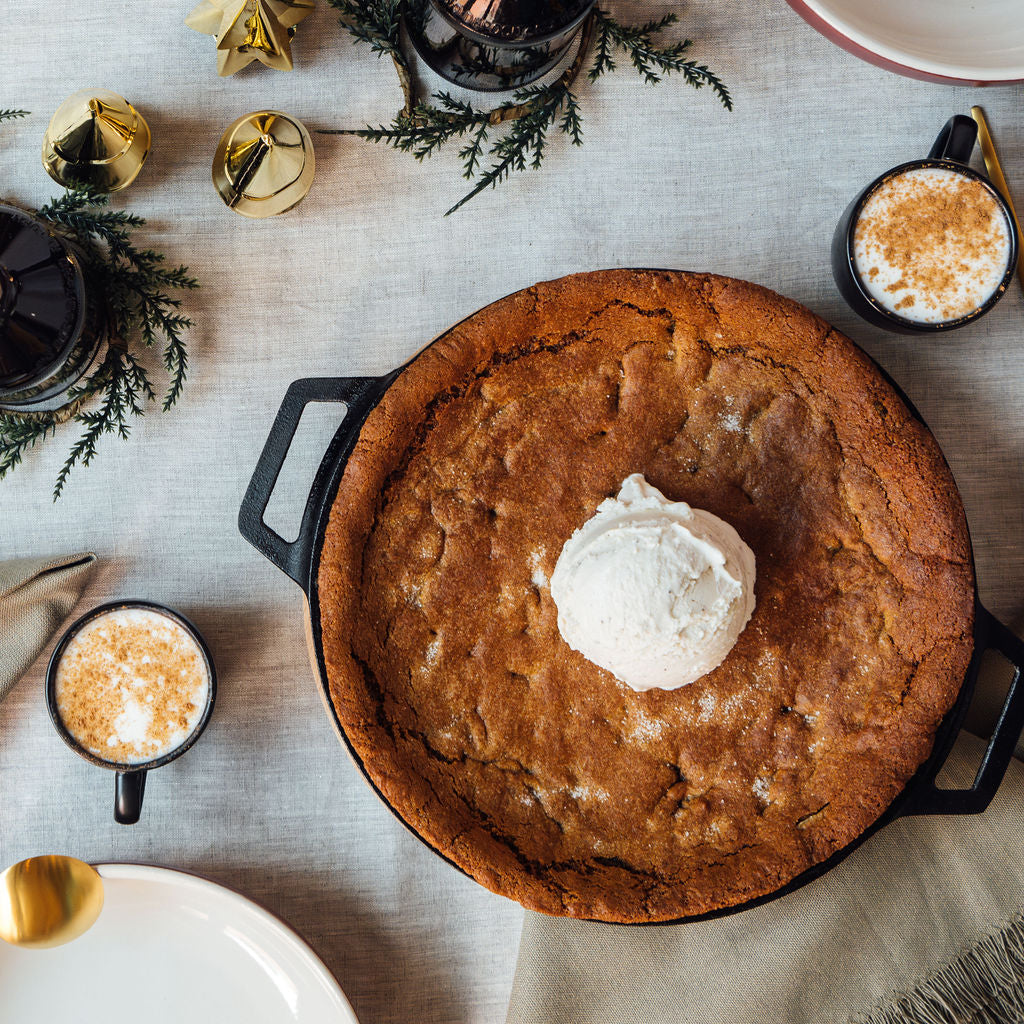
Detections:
318,271,974,922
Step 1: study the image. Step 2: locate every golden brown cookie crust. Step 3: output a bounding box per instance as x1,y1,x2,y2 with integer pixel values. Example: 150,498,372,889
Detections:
318,271,974,922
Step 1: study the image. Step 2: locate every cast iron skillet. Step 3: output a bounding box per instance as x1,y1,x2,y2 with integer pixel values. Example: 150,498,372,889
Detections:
239,283,1024,924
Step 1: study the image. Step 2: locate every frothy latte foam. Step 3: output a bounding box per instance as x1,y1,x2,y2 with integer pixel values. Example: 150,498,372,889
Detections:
853,167,1012,325
55,607,210,765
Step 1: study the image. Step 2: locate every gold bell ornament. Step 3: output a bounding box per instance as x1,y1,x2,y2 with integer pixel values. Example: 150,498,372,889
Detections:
42,90,150,192
212,111,315,218
186,0,314,76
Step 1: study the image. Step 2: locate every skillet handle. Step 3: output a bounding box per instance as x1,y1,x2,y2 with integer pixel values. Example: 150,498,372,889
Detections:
902,606,1024,817
238,377,381,590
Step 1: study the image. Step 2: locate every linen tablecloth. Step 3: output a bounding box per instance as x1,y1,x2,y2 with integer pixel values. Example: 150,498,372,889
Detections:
2,3,1023,1022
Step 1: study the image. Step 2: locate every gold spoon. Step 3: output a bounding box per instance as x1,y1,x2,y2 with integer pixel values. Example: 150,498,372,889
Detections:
971,105,1024,295
0,856,104,949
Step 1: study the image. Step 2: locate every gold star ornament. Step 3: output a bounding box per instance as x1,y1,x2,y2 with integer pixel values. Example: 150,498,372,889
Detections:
185,0,314,76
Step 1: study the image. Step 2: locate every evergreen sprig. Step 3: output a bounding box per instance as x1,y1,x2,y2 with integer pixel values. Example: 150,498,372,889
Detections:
329,0,404,62
447,83,583,215
589,10,732,107
326,4,730,214
0,189,198,499
328,0,420,114
0,109,28,123
356,93,490,161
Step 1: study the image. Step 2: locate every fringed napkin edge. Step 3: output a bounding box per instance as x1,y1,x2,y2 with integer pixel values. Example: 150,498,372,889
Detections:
857,912,1024,1024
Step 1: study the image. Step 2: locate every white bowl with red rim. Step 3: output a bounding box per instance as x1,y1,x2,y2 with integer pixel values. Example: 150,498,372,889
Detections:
786,0,1024,84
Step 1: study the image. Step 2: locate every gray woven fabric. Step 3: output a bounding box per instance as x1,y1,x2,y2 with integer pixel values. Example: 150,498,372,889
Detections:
0,554,96,701
1,2,1024,1023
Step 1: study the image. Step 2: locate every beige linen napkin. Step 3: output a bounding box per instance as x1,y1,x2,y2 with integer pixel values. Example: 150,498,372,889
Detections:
0,553,96,701
506,651,1024,1024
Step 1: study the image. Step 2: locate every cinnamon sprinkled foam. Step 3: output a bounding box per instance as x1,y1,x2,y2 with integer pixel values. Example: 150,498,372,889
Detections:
853,167,1011,324
55,608,209,765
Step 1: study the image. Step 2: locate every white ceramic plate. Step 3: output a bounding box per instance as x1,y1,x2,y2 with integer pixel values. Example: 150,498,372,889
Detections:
0,864,358,1024
788,0,1024,83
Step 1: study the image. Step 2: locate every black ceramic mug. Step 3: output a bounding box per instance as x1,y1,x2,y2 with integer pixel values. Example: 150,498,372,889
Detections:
832,115,1019,334
45,600,217,825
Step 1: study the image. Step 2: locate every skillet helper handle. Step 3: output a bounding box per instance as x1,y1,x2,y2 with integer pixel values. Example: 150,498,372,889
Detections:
238,377,378,589
906,607,1024,816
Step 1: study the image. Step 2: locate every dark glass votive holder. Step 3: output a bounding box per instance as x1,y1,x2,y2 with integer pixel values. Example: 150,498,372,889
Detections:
0,204,104,412
406,0,596,91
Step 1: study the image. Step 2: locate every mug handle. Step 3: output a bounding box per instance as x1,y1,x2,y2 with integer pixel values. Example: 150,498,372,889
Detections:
928,115,978,164
115,770,146,825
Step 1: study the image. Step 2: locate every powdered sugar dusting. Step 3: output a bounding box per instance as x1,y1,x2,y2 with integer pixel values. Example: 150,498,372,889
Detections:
697,693,717,721
569,784,610,803
629,707,666,743
720,396,743,433
752,776,770,801
529,548,548,589
425,637,441,665
721,693,744,715
698,690,746,722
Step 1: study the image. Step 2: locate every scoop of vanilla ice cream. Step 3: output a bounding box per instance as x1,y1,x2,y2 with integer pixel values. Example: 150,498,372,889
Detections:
549,474,756,691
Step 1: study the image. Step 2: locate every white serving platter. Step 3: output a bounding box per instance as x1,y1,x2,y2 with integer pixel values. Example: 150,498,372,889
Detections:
0,863,358,1024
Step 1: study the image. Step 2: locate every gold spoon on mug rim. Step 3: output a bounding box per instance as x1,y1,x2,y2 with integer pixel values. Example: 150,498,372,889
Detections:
0,855,104,949
971,105,1024,296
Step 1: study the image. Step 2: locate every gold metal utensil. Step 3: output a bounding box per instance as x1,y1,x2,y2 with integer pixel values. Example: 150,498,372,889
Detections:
971,105,1024,294
212,110,315,218
0,856,104,949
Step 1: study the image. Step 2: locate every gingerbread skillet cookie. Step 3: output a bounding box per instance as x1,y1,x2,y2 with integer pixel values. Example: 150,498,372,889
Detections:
318,270,973,922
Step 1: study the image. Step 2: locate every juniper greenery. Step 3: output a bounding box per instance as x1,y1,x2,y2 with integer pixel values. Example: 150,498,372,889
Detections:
324,2,731,215
0,188,197,499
